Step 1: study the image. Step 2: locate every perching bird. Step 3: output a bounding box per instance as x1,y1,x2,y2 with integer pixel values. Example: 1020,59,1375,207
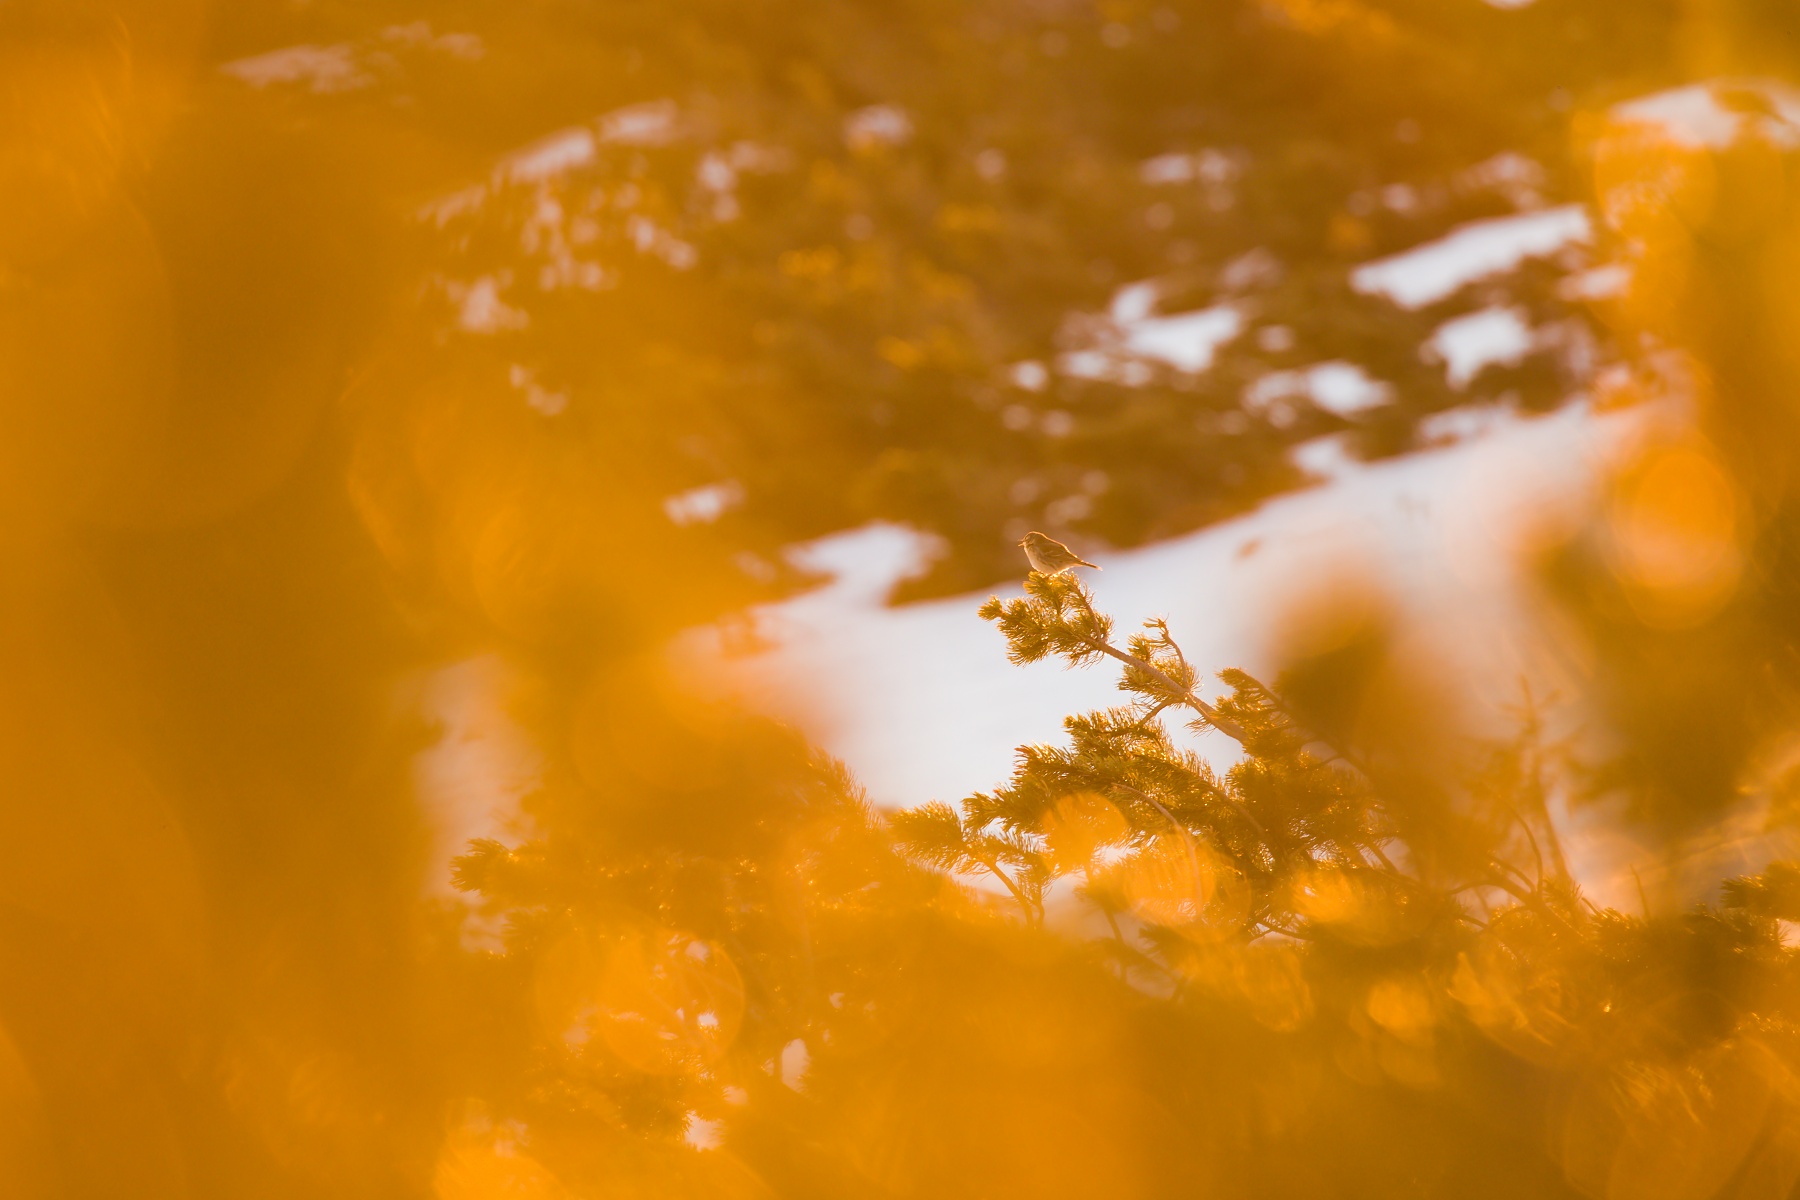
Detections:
1019,531,1100,576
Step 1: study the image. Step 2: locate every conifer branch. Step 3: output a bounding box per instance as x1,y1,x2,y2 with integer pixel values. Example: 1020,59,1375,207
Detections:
1110,780,1265,846
976,854,1039,924
1064,587,1253,743
1082,635,1254,746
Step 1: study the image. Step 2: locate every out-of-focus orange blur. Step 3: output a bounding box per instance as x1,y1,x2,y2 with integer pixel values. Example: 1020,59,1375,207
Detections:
9,2,1800,1197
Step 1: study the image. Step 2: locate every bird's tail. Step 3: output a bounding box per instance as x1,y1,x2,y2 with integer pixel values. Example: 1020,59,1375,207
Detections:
1078,559,1101,570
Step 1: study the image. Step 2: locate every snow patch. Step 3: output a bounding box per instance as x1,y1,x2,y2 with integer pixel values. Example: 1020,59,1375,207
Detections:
1290,433,1360,482
664,482,745,527
1138,149,1238,186
1008,360,1050,392
1612,80,1800,150
1456,153,1546,210
599,99,681,147
1307,362,1394,415
500,127,597,184
1559,264,1631,302
1121,306,1244,373
778,1039,811,1090
684,1115,725,1150
413,655,543,907
382,21,485,59
1427,307,1534,389
498,127,598,185
447,276,529,334
1056,282,1244,382
844,105,913,152
626,215,699,270
782,522,944,605
509,364,567,416
1246,361,1391,420
220,44,372,93
1418,404,1518,447
1352,205,1592,310
1110,281,1158,324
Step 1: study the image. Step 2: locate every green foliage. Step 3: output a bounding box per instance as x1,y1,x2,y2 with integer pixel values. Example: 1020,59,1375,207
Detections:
977,572,1113,668
873,574,1800,1198
935,576,1437,942
435,568,1800,1198
1723,862,1800,923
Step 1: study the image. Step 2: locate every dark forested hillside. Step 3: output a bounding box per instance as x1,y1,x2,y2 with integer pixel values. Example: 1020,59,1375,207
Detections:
213,0,1681,600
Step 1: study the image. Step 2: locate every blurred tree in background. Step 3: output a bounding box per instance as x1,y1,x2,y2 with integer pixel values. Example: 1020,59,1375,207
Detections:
244,0,1673,599
6,0,1800,1198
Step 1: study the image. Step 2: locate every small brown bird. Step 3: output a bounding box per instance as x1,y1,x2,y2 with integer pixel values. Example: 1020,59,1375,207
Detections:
1019,531,1100,576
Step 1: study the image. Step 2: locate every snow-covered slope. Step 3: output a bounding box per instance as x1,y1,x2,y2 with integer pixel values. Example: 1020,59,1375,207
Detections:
671,403,1637,809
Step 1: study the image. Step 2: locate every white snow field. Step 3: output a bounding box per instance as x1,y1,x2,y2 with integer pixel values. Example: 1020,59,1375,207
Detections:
670,403,1635,809
669,401,1790,911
